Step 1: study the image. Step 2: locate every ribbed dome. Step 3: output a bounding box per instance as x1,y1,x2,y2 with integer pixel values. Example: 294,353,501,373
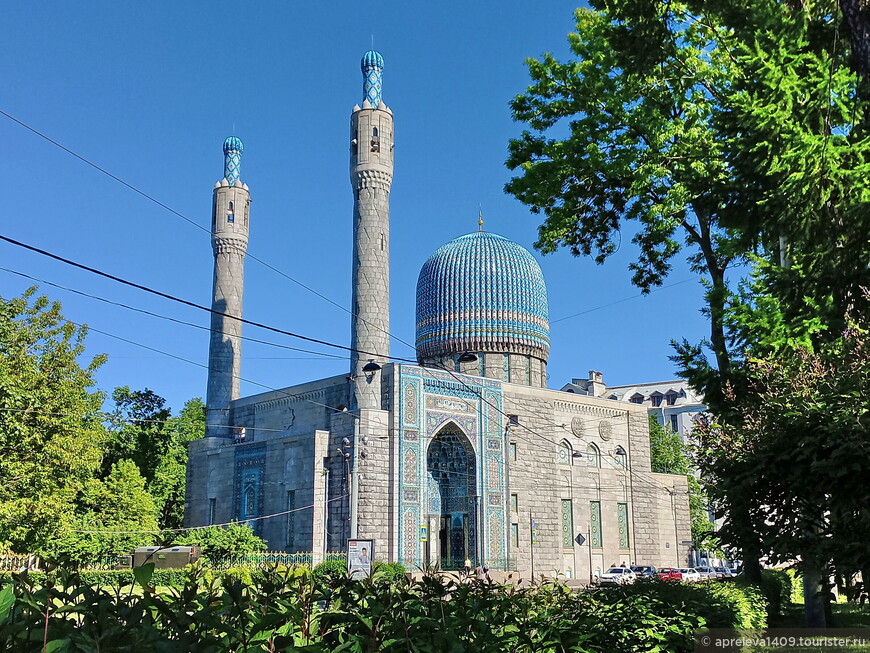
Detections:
223,136,244,154
361,50,384,70
415,231,550,362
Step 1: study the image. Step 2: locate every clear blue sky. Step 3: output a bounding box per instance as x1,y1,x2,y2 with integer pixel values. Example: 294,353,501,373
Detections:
1,2,711,414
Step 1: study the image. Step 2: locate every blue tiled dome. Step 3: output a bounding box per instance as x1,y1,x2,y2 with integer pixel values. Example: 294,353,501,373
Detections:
223,136,244,154
361,50,385,70
416,232,550,362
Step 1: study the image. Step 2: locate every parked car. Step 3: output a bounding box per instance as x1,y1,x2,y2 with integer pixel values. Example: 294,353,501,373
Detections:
630,565,657,579
679,568,702,582
598,567,637,586
713,566,734,579
694,566,719,581
657,567,683,582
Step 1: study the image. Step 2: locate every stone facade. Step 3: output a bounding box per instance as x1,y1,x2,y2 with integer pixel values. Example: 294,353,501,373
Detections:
186,364,692,579
187,51,692,580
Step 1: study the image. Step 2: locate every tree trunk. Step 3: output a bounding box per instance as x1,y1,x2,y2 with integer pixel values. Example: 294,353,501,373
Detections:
803,563,829,628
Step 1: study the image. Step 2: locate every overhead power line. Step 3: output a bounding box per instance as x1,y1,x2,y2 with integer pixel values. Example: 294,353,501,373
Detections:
0,108,414,354
0,234,417,365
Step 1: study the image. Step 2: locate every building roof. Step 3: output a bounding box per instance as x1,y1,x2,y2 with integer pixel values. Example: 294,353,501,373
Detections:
415,231,550,361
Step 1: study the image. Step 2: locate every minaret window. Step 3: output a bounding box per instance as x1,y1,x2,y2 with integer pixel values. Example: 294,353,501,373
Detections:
227,200,235,223
371,126,380,152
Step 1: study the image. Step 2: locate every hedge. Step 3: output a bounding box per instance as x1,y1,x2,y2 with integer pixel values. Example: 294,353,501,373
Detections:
0,567,716,652
609,578,768,629
736,568,793,618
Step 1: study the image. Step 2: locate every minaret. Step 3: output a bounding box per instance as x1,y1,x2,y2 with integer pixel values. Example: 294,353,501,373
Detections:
350,51,394,409
206,137,251,437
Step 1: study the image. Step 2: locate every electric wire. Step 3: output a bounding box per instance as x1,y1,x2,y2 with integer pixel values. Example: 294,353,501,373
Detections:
0,266,348,361
0,108,413,354
72,495,348,534
0,234,418,365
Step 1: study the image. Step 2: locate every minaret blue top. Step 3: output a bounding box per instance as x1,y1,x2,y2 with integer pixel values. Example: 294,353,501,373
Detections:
361,50,384,106
223,136,244,184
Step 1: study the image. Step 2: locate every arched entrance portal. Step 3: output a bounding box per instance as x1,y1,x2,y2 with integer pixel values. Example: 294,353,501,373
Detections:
427,424,477,570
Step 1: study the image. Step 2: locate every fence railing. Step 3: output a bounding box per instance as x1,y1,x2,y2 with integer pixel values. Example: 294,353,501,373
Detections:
0,555,40,572
2,552,349,572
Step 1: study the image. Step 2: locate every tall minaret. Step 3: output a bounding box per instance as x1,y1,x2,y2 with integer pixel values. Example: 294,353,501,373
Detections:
206,137,251,437
350,51,394,409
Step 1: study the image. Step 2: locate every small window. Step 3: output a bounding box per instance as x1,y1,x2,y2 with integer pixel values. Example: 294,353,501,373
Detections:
478,353,485,377
509,442,517,461
586,443,601,468
665,390,678,406
508,415,519,426
511,523,519,548
208,498,216,526
526,355,532,385
510,493,518,512
670,414,679,433
630,393,644,404
650,392,663,407
227,201,235,223
558,440,572,465
614,446,627,469
371,126,380,152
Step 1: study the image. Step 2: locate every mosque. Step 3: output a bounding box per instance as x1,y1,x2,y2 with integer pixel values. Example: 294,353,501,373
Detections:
185,52,691,580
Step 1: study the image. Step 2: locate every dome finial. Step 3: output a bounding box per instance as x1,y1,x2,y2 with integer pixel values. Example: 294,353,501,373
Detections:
361,50,384,106
222,136,244,184
478,203,484,232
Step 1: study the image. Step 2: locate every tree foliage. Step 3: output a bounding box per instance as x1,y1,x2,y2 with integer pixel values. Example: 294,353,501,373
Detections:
175,524,265,561
0,288,107,552
648,417,716,548
694,321,870,582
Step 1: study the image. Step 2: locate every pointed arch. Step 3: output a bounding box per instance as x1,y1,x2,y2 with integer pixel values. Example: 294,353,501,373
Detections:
586,443,601,468
558,439,573,465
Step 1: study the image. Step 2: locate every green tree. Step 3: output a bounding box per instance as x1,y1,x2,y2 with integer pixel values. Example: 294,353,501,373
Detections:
0,288,107,553
648,417,716,549
506,2,747,396
47,459,159,566
175,524,265,562
151,398,205,530
105,390,204,530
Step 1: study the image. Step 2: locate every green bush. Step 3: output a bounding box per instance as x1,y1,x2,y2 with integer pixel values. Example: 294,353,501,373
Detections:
736,568,793,618
612,578,767,629
0,569,761,652
313,557,347,584
372,560,406,581
174,523,265,561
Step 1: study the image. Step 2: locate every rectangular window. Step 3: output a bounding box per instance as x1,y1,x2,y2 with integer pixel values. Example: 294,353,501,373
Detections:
561,499,574,548
478,353,485,377
526,355,532,385
503,353,510,382
208,498,216,526
590,501,602,548
670,414,679,433
650,394,662,407
511,523,519,548
510,493,518,512
509,442,517,461
286,490,296,549
618,502,630,549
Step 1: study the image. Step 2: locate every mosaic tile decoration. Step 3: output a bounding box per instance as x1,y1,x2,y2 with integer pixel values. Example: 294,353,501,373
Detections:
415,231,550,360
234,443,266,536
398,365,506,569
223,136,244,184
361,50,384,106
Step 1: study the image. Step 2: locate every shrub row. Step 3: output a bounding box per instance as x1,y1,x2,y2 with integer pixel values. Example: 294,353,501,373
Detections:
735,568,794,618
0,565,766,652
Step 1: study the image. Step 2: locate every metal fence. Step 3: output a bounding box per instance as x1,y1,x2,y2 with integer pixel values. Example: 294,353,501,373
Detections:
2,552,348,572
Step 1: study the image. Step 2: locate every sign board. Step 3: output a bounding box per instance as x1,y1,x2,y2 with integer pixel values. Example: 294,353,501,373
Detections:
681,541,694,546
530,518,537,544
419,525,428,542
347,539,374,578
